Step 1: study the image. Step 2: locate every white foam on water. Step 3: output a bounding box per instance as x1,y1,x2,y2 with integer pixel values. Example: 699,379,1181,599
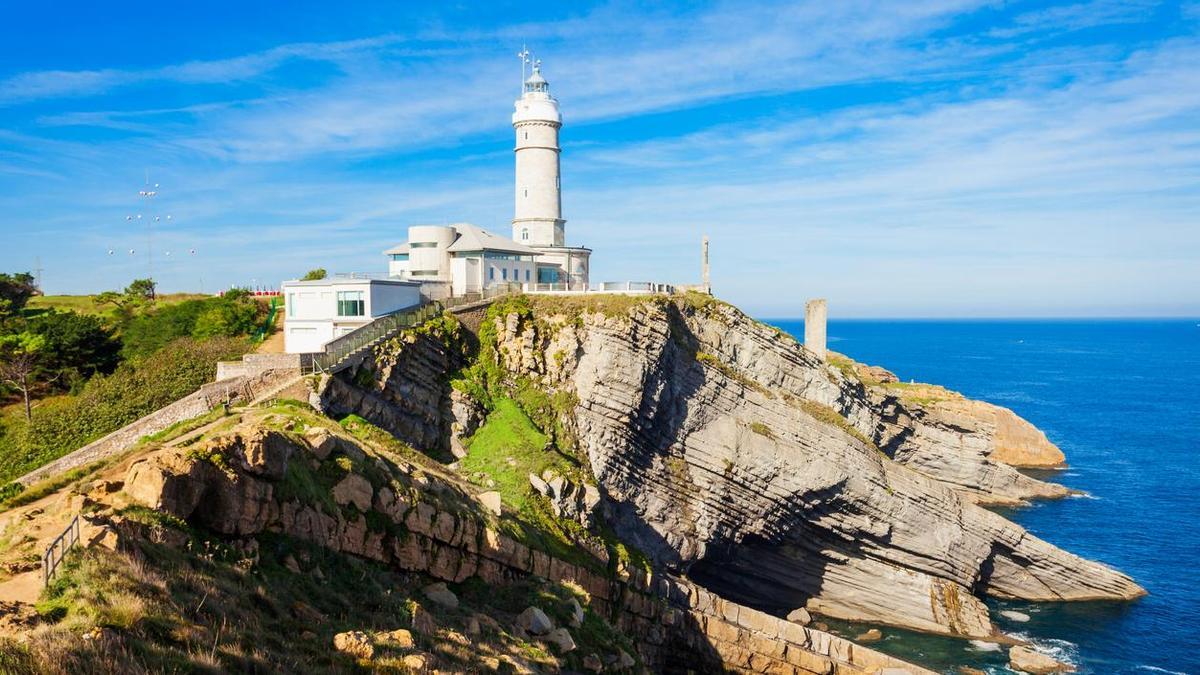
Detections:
999,610,1031,622
967,639,1002,652
1068,491,1100,500
1136,667,1189,675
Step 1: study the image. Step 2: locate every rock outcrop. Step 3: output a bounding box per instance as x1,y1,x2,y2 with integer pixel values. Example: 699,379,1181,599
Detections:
448,296,1143,639
120,415,931,674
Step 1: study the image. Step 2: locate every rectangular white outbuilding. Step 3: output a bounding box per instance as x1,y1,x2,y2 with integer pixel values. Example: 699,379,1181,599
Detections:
280,277,422,354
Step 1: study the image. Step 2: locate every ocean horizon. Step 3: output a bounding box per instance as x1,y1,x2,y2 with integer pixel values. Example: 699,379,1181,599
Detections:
765,317,1199,675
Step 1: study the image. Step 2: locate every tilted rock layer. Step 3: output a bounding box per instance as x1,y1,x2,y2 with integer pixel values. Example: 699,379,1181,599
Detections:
441,295,1144,638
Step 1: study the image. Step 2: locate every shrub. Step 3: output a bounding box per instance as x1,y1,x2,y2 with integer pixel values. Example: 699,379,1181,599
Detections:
0,337,251,484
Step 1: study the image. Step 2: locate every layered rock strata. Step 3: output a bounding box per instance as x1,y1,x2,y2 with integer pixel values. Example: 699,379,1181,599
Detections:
434,297,1144,638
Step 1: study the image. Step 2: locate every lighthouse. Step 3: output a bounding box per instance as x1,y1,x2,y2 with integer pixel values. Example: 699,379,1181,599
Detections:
512,55,590,288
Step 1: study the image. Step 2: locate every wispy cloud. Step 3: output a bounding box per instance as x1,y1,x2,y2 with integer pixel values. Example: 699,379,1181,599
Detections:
0,1,1196,316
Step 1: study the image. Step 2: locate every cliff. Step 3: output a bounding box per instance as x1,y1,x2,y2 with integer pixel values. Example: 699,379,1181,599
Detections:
0,403,931,674
318,294,1142,643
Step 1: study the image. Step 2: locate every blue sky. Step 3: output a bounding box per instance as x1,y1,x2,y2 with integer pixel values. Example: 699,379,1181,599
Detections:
1,1,1198,317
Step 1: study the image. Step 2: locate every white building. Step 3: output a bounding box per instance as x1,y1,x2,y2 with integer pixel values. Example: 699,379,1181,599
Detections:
385,222,538,297
280,277,421,354
385,59,591,292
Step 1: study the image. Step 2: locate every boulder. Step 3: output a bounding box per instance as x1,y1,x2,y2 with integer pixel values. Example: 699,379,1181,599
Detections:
544,627,576,653
332,474,373,512
855,628,883,643
228,428,295,480
410,603,437,635
332,631,374,659
786,607,811,625
517,606,554,636
529,473,550,497
583,653,604,672
1000,610,1031,623
303,427,339,460
478,491,502,516
422,582,459,609
568,598,585,628
402,653,431,670
380,628,414,649
1009,646,1076,674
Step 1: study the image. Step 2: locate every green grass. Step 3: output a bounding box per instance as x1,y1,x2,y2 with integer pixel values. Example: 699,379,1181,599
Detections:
23,293,209,319
459,398,554,511
789,397,880,452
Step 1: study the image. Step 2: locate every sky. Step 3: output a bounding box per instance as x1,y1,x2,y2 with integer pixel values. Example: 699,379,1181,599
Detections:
0,0,1198,317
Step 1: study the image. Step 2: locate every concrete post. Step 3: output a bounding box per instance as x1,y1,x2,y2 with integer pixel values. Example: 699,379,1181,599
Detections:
702,235,711,294
804,299,827,361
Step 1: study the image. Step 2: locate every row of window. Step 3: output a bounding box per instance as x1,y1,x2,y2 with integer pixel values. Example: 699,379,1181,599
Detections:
489,268,532,282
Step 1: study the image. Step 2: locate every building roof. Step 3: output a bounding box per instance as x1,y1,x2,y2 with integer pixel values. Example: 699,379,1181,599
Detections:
282,276,419,287
383,222,536,257
446,222,537,254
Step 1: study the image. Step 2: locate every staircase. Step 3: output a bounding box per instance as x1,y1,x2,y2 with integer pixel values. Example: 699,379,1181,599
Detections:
305,301,444,375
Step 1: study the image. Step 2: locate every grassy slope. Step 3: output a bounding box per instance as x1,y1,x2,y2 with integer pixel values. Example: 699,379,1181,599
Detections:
24,293,209,320
0,402,638,673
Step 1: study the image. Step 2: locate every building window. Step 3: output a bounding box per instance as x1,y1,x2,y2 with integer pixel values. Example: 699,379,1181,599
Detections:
502,268,508,281
524,131,529,140
390,254,409,261
336,290,364,317
489,268,494,281
525,269,530,282
523,189,528,197
410,242,438,249
521,228,528,241
287,293,295,318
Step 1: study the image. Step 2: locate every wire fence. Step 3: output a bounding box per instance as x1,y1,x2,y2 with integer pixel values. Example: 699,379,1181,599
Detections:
43,514,81,587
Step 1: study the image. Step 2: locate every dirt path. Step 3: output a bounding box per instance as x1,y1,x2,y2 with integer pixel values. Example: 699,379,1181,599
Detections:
255,316,286,354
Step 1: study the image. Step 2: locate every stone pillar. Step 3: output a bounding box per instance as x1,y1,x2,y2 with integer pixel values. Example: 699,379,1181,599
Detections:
702,235,711,294
804,299,827,361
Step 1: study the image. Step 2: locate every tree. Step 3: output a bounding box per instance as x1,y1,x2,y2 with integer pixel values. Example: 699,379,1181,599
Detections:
125,278,157,302
0,272,36,318
27,310,121,387
0,332,46,420
301,268,327,281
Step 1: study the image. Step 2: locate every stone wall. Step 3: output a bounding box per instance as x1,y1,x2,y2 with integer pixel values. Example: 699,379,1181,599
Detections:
16,369,297,487
216,353,303,381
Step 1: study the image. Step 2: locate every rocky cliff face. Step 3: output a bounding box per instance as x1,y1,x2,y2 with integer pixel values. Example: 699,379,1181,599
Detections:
116,410,930,674
395,295,1143,640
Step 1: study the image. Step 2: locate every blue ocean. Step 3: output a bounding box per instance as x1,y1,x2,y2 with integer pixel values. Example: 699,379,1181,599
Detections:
766,319,1200,675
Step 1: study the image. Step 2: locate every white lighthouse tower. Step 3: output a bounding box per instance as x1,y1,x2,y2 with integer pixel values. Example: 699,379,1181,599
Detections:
512,54,590,288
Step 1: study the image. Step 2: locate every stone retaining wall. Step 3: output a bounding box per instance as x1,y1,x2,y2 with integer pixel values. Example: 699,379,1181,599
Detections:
216,353,303,381
255,485,931,675
15,369,297,487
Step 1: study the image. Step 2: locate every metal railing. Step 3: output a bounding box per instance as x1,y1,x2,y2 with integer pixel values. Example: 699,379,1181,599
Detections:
306,302,444,374
251,296,281,343
442,283,521,309
43,514,81,587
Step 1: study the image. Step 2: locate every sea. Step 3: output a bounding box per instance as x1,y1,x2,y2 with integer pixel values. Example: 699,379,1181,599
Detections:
765,318,1200,675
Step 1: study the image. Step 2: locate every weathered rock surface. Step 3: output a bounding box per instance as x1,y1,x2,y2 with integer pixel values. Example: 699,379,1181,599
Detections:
471,297,1143,638
1009,645,1076,673
120,417,930,674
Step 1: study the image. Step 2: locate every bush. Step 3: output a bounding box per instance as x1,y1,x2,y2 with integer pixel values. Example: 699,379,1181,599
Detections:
26,310,121,388
120,294,262,359
0,336,251,484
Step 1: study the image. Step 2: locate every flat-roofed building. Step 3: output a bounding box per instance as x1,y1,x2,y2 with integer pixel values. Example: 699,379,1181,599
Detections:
280,277,421,354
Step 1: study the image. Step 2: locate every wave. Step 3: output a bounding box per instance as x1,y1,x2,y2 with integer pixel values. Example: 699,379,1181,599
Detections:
1136,666,1190,675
